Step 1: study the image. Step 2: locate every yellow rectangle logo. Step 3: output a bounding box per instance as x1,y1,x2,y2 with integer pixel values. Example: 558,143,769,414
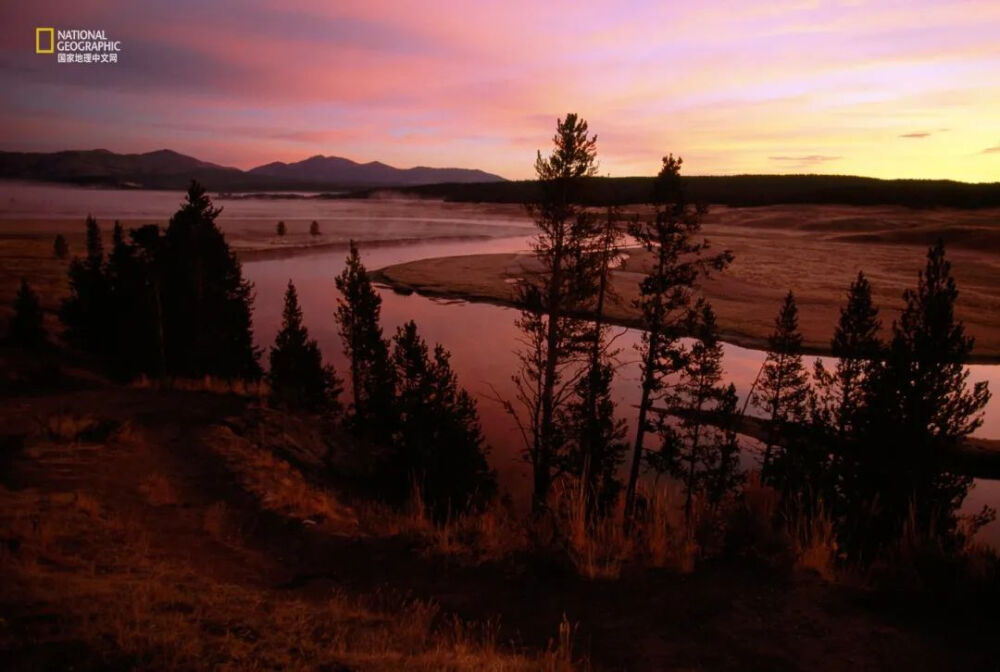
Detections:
35,27,54,54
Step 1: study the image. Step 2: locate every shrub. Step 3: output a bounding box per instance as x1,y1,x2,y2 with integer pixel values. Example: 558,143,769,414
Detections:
11,278,46,348
53,233,69,259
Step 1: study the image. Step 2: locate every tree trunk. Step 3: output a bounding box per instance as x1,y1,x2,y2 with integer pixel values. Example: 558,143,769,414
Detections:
151,278,166,377
684,394,705,523
625,326,659,520
625,247,667,520
581,217,613,509
534,232,565,512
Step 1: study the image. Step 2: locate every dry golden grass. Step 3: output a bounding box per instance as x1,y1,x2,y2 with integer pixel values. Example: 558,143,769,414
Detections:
355,486,531,563
202,424,359,532
547,479,701,579
556,480,633,580
202,500,238,542
354,472,835,583
0,482,581,671
633,484,700,573
788,499,838,581
131,374,270,398
45,412,103,441
539,474,842,581
139,472,178,507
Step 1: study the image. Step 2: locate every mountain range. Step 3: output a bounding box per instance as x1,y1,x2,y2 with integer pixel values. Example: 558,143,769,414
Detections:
0,149,506,191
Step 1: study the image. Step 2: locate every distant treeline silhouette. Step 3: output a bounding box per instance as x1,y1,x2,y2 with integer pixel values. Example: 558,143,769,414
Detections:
350,174,1000,209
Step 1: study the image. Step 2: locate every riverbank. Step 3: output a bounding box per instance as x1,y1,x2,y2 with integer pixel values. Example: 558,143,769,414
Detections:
371,203,1000,363
0,206,531,321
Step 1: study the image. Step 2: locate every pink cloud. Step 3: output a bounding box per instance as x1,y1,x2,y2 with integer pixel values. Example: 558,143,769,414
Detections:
1,0,998,180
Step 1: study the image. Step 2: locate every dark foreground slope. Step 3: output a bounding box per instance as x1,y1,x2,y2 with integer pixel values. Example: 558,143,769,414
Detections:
1,349,997,671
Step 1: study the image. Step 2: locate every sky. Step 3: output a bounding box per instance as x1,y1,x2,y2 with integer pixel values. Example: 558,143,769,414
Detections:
1,0,998,181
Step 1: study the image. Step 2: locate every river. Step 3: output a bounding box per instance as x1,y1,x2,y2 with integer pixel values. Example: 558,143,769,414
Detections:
242,235,1000,547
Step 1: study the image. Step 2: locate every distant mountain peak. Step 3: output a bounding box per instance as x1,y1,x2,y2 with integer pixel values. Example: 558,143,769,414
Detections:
0,147,506,190
247,154,506,186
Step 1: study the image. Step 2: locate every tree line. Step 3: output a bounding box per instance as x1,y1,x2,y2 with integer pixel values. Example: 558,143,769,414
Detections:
11,181,493,518
353,174,1000,209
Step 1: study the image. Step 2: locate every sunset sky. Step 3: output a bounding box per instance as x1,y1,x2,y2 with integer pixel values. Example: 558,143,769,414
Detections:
2,0,998,181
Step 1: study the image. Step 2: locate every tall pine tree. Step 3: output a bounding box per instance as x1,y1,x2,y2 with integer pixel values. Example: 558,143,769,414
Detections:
508,113,601,512
269,281,341,413
334,242,396,437
752,291,811,484
625,155,731,519
567,205,627,515
813,272,883,536
129,224,169,377
104,221,158,379
59,215,110,355
391,321,496,516
854,241,991,552
161,181,259,378
705,383,744,507
671,301,732,521
814,271,882,439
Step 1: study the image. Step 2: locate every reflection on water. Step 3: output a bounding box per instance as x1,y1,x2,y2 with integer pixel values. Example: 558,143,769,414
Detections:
244,236,1000,547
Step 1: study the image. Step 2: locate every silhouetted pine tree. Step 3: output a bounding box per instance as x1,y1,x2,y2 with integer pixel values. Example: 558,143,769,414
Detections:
53,234,68,259
84,214,103,266
335,241,396,437
105,221,169,379
671,301,731,521
390,321,495,516
128,224,169,377
853,241,991,553
705,383,744,507
161,181,260,378
814,272,882,438
11,278,45,348
752,291,811,483
812,272,882,532
567,356,628,515
507,113,601,512
104,222,143,378
59,215,110,355
269,280,341,413
625,155,731,519
566,205,627,515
